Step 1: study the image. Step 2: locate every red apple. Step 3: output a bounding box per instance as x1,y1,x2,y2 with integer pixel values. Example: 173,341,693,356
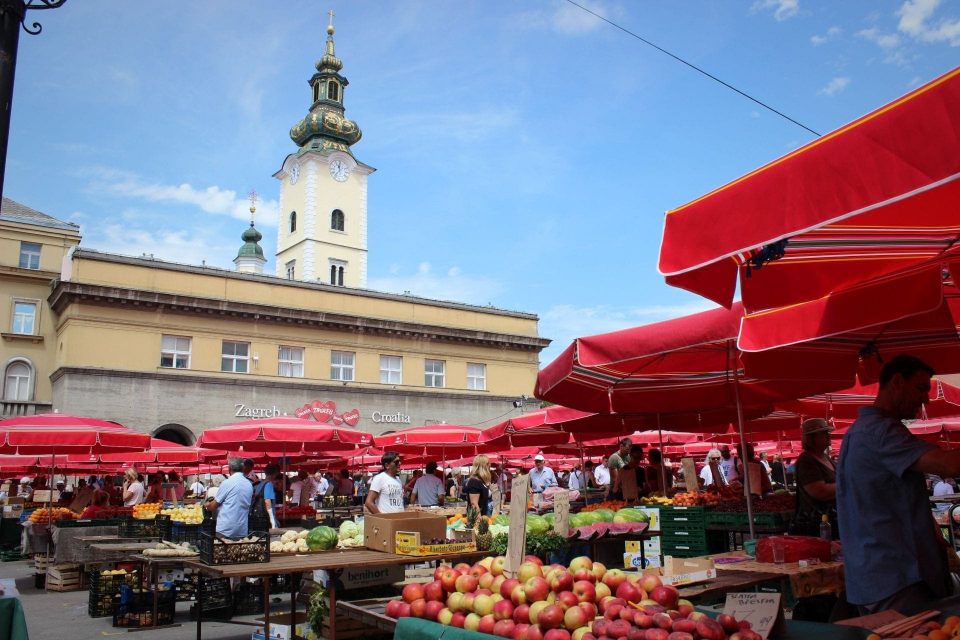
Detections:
671,619,696,634
577,602,596,620
634,612,654,629
493,575,507,594
523,576,550,603
410,598,428,618
470,564,490,578
384,600,403,618
676,599,694,617
572,629,592,640
437,607,455,625
740,620,752,629
491,556,506,576
544,629,572,640
728,634,745,640
480,614,498,635
645,629,669,640
513,623,530,640
592,619,609,637
495,619,517,638
568,556,593,574
594,582,611,601
621,606,637,622
638,572,662,595
563,605,589,631
424,581,444,602
447,592,464,611
686,612,708,622
494,598,515,621
424,600,445,621
717,614,740,633
477,589,494,597
502,578,521,599
572,580,596,603
464,612,482,631
519,561,545,583
511,584,528,606
461,593,476,613
650,585,679,611
590,562,607,582
628,628,646,640
439,568,462,593
527,624,545,640
549,569,575,593
475,594,496,616
525,555,544,566
667,633,693,640
573,569,595,584
403,583,425,603
604,603,623,620
513,603,531,624
616,581,644,603
555,591,579,610
667,610,684,621
600,596,626,614
480,572,496,590
529,601,551,625
455,563,472,573
451,611,466,628
695,618,725,640
456,573,479,594
602,569,627,591
607,619,631,638
434,564,450,581
538,604,565,630
652,612,673,630
479,557,495,570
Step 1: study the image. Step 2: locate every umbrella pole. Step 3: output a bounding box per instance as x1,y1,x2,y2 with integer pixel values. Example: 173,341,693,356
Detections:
657,415,668,497
730,342,756,540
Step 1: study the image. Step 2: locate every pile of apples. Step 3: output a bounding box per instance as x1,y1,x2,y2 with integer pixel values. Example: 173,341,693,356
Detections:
383,555,758,640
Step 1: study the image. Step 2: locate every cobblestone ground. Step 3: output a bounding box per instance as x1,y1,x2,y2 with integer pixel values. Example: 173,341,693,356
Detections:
0,559,279,640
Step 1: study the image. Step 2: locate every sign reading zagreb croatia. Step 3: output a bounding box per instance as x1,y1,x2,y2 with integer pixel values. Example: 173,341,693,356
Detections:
234,399,412,426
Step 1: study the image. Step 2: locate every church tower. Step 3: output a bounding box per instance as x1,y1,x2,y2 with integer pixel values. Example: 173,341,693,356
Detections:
274,12,374,287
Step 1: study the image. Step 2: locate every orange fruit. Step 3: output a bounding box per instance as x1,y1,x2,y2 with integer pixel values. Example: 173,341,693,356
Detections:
929,630,949,640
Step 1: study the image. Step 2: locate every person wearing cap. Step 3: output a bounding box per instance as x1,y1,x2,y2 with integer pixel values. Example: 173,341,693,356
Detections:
791,418,837,538
838,354,960,613
528,454,557,507
17,477,33,500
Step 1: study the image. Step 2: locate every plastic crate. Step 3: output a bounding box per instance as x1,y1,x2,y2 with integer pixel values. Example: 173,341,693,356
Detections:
112,585,176,628
195,576,232,612
118,518,159,538
659,506,708,526
166,522,202,545
174,573,198,602
232,581,264,616
199,531,269,566
662,531,727,558
55,518,121,529
88,570,139,618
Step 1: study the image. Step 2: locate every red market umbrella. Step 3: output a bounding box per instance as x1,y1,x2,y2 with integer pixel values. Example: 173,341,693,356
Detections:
372,424,488,457
195,416,372,453
67,438,223,465
780,378,960,421
0,414,151,455
658,66,960,312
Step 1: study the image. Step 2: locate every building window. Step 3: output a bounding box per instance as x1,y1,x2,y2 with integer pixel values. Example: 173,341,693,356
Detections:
380,355,402,384
279,346,304,378
330,350,355,381
221,341,250,373
425,359,445,388
285,260,296,280
328,80,339,101
329,261,345,286
18,242,41,270
331,209,345,231
3,360,32,401
289,211,297,233
160,335,191,369
11,301,37,335
467,363,487,391
313,82,320,102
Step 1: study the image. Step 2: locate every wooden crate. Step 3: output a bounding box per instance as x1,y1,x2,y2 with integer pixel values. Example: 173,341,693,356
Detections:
46,563,82,591
330,598,395,640
399,566,435,586
33,553,50,572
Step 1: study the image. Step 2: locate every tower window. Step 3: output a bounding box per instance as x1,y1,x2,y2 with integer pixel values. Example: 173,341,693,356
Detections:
289,211,297,233
328,80,339,101
285,260,296,280
329,260,346,287
331,209,345,232
313,82,320,103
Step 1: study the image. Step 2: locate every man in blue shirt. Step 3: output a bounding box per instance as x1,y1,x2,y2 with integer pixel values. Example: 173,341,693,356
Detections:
205,457,253,539
528,454,557,507
837,354,957,613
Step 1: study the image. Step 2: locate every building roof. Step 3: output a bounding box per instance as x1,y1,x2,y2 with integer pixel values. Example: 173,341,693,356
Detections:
0,197,81,233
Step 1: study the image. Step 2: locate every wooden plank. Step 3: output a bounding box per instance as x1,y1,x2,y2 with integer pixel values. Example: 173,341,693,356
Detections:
504,474,530,579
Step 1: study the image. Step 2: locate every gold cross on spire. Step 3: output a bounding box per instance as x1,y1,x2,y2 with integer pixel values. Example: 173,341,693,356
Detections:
248,189,258,219
328,9,335,30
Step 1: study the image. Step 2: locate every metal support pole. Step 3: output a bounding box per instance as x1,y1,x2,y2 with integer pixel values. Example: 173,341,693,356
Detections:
730,341,756,540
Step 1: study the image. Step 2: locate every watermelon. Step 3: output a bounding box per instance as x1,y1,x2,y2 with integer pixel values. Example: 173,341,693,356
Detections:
569,513,589,528
578,511,600,525
591,508,615,523
612,508,649,524
306,525,339,551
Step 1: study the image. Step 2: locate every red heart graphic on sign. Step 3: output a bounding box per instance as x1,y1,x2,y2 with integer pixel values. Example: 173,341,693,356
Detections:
294,405,312,419
308,400,328,422
341,409,360,426
313,400,336,422
330,414,344,426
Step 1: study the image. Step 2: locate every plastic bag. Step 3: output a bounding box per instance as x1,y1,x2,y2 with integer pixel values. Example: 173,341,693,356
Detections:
755,535,832,563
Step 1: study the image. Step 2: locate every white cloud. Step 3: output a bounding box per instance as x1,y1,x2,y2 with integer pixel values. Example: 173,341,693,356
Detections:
818,76,851,96
90,221,238,269
84,167,279,226
536,301,718,364
857,27,902,49
810,26,842,45
752,0,800,22
515,0,608,35
897,0,960,45
367,263,503,305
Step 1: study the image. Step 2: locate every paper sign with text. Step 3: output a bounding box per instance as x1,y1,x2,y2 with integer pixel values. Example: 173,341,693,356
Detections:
722,592,785,639
747,463,764,496
553,489,570,536
504,474,530,578
681,458,698,493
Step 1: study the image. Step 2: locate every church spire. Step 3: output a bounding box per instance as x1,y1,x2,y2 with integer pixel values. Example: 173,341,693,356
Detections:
289,10,362,153
234,190,266,274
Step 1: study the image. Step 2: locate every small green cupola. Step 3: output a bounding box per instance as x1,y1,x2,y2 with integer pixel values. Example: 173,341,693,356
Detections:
289,11,362,153
234,198,267,274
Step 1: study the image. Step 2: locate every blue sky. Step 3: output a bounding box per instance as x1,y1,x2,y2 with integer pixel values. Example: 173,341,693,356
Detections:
6,0,960,367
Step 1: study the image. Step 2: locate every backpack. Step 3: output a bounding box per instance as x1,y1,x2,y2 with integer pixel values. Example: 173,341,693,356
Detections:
248,480,270,531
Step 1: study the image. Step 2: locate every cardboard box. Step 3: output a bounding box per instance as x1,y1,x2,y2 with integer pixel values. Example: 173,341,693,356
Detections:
637,507,660,531
3,505,24,518
363,511,446,553
252,612,316,640
314,564,404,589
659,556,716,586
394,531,477,557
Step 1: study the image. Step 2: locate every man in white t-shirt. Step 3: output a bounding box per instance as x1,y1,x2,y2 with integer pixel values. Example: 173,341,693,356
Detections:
288,470,314,506
365,452,404,514
594,457,611,490
700,449,726,487
189,477,205,496
718,446,739,483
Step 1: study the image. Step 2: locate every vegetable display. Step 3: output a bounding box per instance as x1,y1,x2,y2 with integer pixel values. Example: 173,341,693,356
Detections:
306,525,338,551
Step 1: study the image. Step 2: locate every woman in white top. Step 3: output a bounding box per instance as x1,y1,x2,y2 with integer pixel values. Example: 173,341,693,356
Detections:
122,468,145,506
365,452,404,514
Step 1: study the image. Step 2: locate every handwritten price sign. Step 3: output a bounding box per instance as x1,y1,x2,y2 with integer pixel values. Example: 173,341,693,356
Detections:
722,592,784,639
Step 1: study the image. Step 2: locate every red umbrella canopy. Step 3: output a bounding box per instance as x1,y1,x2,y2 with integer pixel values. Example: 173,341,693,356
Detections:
535,304,847,427
0,414,151,455
195,417,373,453
479,406,612,450
780,378,960,421
659,66,960,312
67,438,223,465
372,424,487,457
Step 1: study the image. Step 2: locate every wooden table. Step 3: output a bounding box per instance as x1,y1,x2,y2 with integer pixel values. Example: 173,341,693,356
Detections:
89,541,158,563
677,569,782,601
708,550,845,598
186,548,489,640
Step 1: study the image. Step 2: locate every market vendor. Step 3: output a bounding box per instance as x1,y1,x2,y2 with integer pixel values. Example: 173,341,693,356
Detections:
528,454,557,507
645,449,668,495
791,418,837,538
606,438,632,499
79,490,110,519
204,457,253,538
838,355,960,614
365,451,404,514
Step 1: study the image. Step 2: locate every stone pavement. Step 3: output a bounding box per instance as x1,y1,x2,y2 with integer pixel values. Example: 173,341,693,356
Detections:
0,558,275,640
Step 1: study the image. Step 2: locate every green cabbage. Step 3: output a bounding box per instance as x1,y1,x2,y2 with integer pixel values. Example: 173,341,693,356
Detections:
525,514,550,535
306,525,339,551
338,520,360,540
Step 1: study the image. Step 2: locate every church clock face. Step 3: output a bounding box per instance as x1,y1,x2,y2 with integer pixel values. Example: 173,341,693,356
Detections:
329,159,349,182
288,162,300,185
